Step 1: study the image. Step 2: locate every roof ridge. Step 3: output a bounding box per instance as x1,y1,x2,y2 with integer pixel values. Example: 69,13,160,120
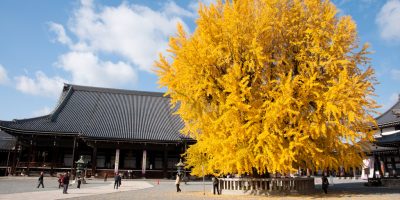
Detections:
66,84,167,97
50,85,74,122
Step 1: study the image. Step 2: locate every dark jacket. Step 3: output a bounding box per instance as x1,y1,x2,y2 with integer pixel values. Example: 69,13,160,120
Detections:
322,176,329,188
212,177,218,185
63,175,70,184
38,175,43,182
118,175,122,185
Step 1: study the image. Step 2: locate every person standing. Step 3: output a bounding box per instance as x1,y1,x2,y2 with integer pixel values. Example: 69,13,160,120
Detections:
77,176,82,189
114,173,119,189
63,172,70,194
118,173,122,188
175,174,181,192
322,175,329,194
37,171,44,188
212,176,220,195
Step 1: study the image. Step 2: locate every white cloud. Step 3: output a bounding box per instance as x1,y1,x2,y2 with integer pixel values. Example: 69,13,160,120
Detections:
48,22,72,46
32,106,52,117
56,51,137,87
164,1,195,18
376,0,400,41
34,0,195,93
0,64,9,85
15,71,66,97
15,0,194,98
51,0,191,73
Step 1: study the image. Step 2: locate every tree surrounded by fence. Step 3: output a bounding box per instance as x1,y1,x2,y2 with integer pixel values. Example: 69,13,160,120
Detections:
156,0,377,183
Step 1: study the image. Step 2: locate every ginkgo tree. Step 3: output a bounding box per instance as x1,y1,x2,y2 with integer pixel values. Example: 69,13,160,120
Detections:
156,0,378,176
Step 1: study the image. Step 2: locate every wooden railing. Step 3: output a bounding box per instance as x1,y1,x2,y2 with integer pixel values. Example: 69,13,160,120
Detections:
218,177,314,195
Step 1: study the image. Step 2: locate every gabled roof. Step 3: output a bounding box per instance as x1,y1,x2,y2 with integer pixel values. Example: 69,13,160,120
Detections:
376,96,400,128
0,84,189,142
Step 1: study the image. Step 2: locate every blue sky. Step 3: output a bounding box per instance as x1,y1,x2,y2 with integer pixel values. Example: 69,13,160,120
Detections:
0,0,399,120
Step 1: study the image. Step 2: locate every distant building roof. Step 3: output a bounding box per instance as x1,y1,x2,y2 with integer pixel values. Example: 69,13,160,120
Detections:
376,95,400,128
374,94,400,146
0,84,190,142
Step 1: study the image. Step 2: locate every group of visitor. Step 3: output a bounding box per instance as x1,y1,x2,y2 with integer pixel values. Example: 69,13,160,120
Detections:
36,171,83,194
36,171,330,195
175,174,221,195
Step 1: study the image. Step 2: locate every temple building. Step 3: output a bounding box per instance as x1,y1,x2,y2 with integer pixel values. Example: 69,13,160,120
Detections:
0,84,194,178
0,131,15,176
361,96,400,179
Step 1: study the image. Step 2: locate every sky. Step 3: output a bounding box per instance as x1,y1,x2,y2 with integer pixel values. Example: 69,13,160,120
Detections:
0,0,399,120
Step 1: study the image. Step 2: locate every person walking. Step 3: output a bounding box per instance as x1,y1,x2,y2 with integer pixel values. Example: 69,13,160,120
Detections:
37,171,44,188
58,174,64,189
77,176,82,189
114,173,119,189
212,176,220,195
322,175,329,194
62,172,70,194
175,174,181,192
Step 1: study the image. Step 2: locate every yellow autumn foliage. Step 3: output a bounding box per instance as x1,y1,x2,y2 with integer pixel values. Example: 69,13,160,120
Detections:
156,0,378,176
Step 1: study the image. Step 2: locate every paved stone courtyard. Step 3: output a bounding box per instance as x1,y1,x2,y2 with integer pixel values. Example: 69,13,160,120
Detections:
0,177,399,200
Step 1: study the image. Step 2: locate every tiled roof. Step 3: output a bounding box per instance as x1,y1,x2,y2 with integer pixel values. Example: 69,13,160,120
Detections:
0,131,15,150
376,96,400,128
0,84,189,142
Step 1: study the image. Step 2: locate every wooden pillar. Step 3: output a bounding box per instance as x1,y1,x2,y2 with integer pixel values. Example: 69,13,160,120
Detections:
26,138,33,176
141,149,147,177
11,136,19,175
92,146,97,176
50,137,56,176
5,148,11,176
11,148,17,175
114,148,120,173
71,136,77,174
163,145,168,178
372,154,377,178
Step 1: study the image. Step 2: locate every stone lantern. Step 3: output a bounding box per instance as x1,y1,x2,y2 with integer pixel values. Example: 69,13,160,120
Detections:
176,159,185,176
75,155,86,178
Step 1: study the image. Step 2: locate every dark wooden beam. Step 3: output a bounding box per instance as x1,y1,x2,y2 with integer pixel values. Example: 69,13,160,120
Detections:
163,144,168,178
92,145,97,176
50,136,57,176
71,136,77,174
26,137,33,176
11,136,18,175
